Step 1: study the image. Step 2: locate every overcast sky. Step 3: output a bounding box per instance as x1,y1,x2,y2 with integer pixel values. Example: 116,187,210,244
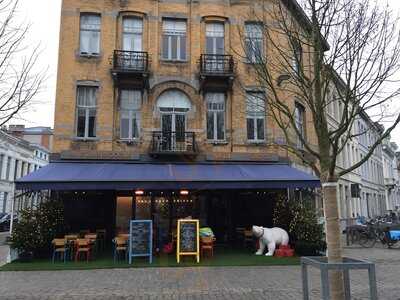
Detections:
13,0,400,144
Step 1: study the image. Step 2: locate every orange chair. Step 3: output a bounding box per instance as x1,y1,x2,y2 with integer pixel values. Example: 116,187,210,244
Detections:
201,236,215,258
84,234,98,252
52,239,67,263
75,239,91,262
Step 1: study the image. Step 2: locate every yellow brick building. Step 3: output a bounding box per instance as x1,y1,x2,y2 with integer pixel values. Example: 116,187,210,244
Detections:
16,0,320,242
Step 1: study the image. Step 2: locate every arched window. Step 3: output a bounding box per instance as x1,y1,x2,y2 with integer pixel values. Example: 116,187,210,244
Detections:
156,90,191,112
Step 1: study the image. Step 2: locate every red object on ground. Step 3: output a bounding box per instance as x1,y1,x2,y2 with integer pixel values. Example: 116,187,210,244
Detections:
274,245,294,257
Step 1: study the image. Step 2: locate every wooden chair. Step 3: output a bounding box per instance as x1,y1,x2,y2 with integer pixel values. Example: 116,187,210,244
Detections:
79,229,90,238
84,234,98,256
96,229,106,250
52,239,67,263
75,239,91,262
200,236,215,258
113,237,128,262
64,234,78,260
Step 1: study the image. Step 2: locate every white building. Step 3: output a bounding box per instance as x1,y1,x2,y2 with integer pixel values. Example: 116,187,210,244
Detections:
382,137,399,211
357,113,386,218
0,130,49,213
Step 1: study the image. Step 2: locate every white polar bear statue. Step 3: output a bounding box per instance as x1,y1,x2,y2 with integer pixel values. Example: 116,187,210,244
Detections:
252,225,289,256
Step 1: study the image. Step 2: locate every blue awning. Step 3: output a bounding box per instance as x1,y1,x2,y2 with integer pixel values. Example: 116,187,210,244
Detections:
15,162,320,191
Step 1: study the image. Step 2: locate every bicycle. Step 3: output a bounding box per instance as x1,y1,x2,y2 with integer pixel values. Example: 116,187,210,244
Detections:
358,221,398,248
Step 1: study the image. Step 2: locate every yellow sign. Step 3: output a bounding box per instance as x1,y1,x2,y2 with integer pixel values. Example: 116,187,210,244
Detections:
176,219,200,263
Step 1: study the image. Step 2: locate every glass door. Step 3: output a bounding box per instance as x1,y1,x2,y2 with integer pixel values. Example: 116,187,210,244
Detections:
122,17,143,69
161,113,186,151
206,23,225,72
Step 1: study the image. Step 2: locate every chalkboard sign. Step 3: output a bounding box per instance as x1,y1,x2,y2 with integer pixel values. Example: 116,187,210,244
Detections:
128,220,152,264
177,219,199,263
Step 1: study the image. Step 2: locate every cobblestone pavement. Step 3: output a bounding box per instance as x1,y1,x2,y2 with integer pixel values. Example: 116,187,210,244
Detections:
0,246,399,300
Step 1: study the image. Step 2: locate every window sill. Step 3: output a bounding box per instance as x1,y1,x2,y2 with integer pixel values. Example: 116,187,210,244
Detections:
73,137,99,142
76,53,102,61
117,139,140,145
207,140,229,145
246,140,266,145
160,59,189,64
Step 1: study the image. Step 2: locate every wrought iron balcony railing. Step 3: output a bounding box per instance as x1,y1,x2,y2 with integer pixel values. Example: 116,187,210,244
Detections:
199,54,234,75
113,50,149,72
150,131,196,154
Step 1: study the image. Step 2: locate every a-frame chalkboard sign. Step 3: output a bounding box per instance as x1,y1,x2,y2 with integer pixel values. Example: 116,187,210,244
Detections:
177,219,200,263
128,220,153,264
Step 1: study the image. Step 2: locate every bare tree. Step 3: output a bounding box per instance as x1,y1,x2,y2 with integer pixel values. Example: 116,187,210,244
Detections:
239,0,400,298
0,0,45,127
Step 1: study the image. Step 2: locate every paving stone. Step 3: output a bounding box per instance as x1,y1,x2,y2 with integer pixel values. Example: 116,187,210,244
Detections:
0,247,399,299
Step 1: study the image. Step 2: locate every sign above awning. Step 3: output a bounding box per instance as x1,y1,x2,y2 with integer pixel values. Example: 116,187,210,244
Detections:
15,162,321,191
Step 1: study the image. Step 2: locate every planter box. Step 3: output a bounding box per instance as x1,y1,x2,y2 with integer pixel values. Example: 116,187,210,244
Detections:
301,256,377,300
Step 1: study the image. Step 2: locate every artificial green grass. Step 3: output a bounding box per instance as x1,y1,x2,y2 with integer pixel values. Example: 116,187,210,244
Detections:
0,248,299,271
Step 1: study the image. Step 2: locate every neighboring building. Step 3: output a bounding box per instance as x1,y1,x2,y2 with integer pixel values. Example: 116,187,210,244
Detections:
8,125,53,152
382,138,399,211
15,0,321,241
0,131,49,213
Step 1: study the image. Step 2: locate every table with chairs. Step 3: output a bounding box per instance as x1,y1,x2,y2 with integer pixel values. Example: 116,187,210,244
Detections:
51,230,103,263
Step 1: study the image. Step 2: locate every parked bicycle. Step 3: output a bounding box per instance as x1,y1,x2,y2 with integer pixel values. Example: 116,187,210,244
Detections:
358,221,398,248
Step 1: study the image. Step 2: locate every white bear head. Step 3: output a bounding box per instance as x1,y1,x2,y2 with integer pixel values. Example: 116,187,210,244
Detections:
252,225,263,237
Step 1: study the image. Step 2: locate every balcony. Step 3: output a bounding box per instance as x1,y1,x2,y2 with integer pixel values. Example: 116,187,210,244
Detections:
199,54,235,92
149,131,197,157
111,50,149,89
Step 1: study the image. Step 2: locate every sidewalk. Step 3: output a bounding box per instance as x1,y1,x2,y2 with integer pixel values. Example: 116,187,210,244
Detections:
0,247,398,299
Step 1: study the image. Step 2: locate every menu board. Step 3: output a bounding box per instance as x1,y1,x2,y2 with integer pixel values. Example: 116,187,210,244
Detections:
128,220,152,264
177,219,200,263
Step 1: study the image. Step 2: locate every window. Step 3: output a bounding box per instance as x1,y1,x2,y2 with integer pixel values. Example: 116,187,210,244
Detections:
2,192,7,213
292,40,303,75
206,93,225,141
14,159,19,180
122,17,143,51
120,90,141,140
245,23,263,63
295,102,305,149
246,92,265,141
0,154,3,179
206,23,224,55
76,86,97,138
80,14,101,55
162,19,187,61
5,157,10,180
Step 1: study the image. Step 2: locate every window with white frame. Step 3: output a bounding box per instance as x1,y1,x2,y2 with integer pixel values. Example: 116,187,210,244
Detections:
76,86,97,138
162,19,187,61
122,17,143,51
206,93,225,141
120,90,141,140
246,91,265,141
245,23,263,63
295,102,305,149
206,23,224,55
80,14,101,55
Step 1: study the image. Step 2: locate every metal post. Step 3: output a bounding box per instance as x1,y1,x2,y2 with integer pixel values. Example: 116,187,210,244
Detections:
368,265,378,300
302,263,309,300
321,268,330,300
343,269,351,300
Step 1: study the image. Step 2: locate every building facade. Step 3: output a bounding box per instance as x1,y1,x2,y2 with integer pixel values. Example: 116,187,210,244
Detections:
382,137,399,211
53,0,316,164
0,131,49,213
15,0,321,243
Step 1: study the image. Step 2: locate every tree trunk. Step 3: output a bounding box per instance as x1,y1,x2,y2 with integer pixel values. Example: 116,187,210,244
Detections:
322,181,345,300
